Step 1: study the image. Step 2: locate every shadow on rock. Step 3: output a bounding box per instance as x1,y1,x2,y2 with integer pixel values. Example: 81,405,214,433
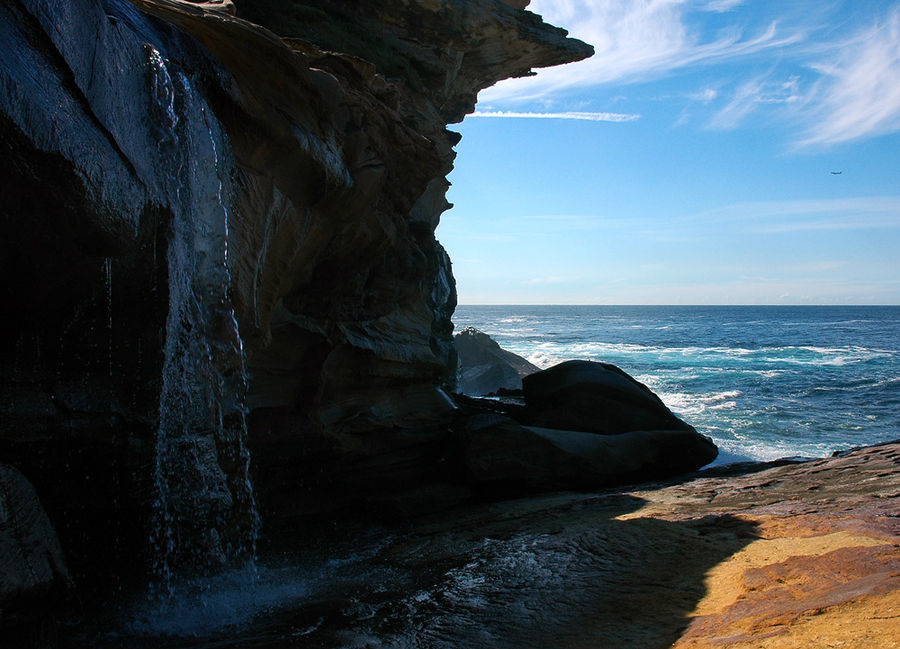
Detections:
139,492,757,649
356,493,761,649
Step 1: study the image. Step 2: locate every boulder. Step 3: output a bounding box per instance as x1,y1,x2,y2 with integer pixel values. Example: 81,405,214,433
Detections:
523,360,696,435
0,464,71,634
454,327,540,395
463,414,718,491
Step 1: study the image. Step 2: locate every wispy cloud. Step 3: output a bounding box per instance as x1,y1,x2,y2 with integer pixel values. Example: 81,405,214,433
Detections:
708,75,801,130
482,0,803,103
522,276,570,285
796,9,900,147
693,196,900,232
689,87,719,104
469,110,640,122
703,0,745,12
786,261,846,273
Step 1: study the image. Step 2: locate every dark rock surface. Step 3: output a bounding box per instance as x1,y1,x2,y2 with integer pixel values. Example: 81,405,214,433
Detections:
523,359,698,435
75,442,899,648
455,359,718,491
0,0,591,605
0,464,71,637
454,326,540,395
462,414,717,494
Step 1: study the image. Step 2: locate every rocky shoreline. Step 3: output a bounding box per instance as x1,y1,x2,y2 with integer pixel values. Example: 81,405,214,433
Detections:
2,1,897,646
369,440,899,649
50,440,899,648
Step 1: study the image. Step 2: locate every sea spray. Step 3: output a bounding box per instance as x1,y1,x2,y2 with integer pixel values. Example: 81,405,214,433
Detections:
146,45,259,592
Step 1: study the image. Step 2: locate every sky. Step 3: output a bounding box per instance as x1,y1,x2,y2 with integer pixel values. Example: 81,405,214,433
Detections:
436,0,900,305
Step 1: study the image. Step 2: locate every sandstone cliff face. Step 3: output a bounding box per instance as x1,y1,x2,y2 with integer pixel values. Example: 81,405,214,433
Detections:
0,0,590,592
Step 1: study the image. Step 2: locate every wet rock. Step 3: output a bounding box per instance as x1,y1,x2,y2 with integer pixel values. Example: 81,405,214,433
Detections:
137,442,898,649
0,0,591,587
0,464,71,638
523,359,698,435
454,327,540,395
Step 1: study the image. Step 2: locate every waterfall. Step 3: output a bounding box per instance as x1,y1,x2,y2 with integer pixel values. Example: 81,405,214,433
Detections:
145,45,259,591
104,257,113,379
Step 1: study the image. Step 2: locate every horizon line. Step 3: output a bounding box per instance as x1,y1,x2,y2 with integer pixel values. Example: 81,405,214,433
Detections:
454,303,900,307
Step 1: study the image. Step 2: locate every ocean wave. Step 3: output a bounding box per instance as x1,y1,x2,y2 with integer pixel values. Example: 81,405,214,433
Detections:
524,351,565,369
705,390,742,401
457,306,899,468
710,437,835,463
515,341,894,369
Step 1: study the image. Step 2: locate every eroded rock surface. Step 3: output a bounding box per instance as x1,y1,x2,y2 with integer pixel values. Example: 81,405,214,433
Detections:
454,326,540,395
92,442,898,648
346,442,900,648
0,0,591,598
0,464,71,638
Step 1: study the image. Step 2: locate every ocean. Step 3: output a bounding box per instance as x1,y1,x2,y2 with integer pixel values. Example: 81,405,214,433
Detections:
453,305,900,463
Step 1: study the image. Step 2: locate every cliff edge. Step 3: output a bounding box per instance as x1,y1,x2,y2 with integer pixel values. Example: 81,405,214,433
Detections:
0,0,590,596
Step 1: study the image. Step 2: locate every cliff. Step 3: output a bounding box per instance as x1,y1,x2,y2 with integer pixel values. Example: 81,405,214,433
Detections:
2,6,896,646
0,0,591,604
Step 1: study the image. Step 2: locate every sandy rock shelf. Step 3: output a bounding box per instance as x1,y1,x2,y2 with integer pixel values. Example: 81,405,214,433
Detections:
368,442,899,648
624,443,900,649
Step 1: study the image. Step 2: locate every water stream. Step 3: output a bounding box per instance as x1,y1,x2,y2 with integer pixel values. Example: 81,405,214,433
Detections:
145,45,259,591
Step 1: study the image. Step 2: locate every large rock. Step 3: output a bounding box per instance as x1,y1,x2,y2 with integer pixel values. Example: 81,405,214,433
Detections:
464,414,718,491
454,327,540,395
0,464,71,635
0,0,592,591
523,359,697,435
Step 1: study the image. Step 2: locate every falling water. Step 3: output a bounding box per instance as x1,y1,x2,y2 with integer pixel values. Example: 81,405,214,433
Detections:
145,45,259,593
103,257,113,379
201,101,260,564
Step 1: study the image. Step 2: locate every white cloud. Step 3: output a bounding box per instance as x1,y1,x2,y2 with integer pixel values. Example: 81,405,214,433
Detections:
797,9,900,146
482,0,803,103
522,276,569,285
469,110,640,122
786,261,846,273
708,75,801,129
693,196,900,232
703,0,745,12
689,87,719,103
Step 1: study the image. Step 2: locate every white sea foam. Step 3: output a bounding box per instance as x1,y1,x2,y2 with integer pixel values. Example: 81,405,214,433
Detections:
711,437,837,463
705,390,742,401
526,351,564,369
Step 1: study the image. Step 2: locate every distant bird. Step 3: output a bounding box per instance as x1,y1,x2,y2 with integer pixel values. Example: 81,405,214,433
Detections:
830,171,842,175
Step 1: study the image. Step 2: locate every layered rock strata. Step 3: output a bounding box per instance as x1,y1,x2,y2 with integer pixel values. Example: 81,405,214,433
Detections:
454,326,540,395
0,0,591,601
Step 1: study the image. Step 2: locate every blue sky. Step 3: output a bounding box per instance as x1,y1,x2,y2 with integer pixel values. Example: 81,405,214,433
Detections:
437,0,900,304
